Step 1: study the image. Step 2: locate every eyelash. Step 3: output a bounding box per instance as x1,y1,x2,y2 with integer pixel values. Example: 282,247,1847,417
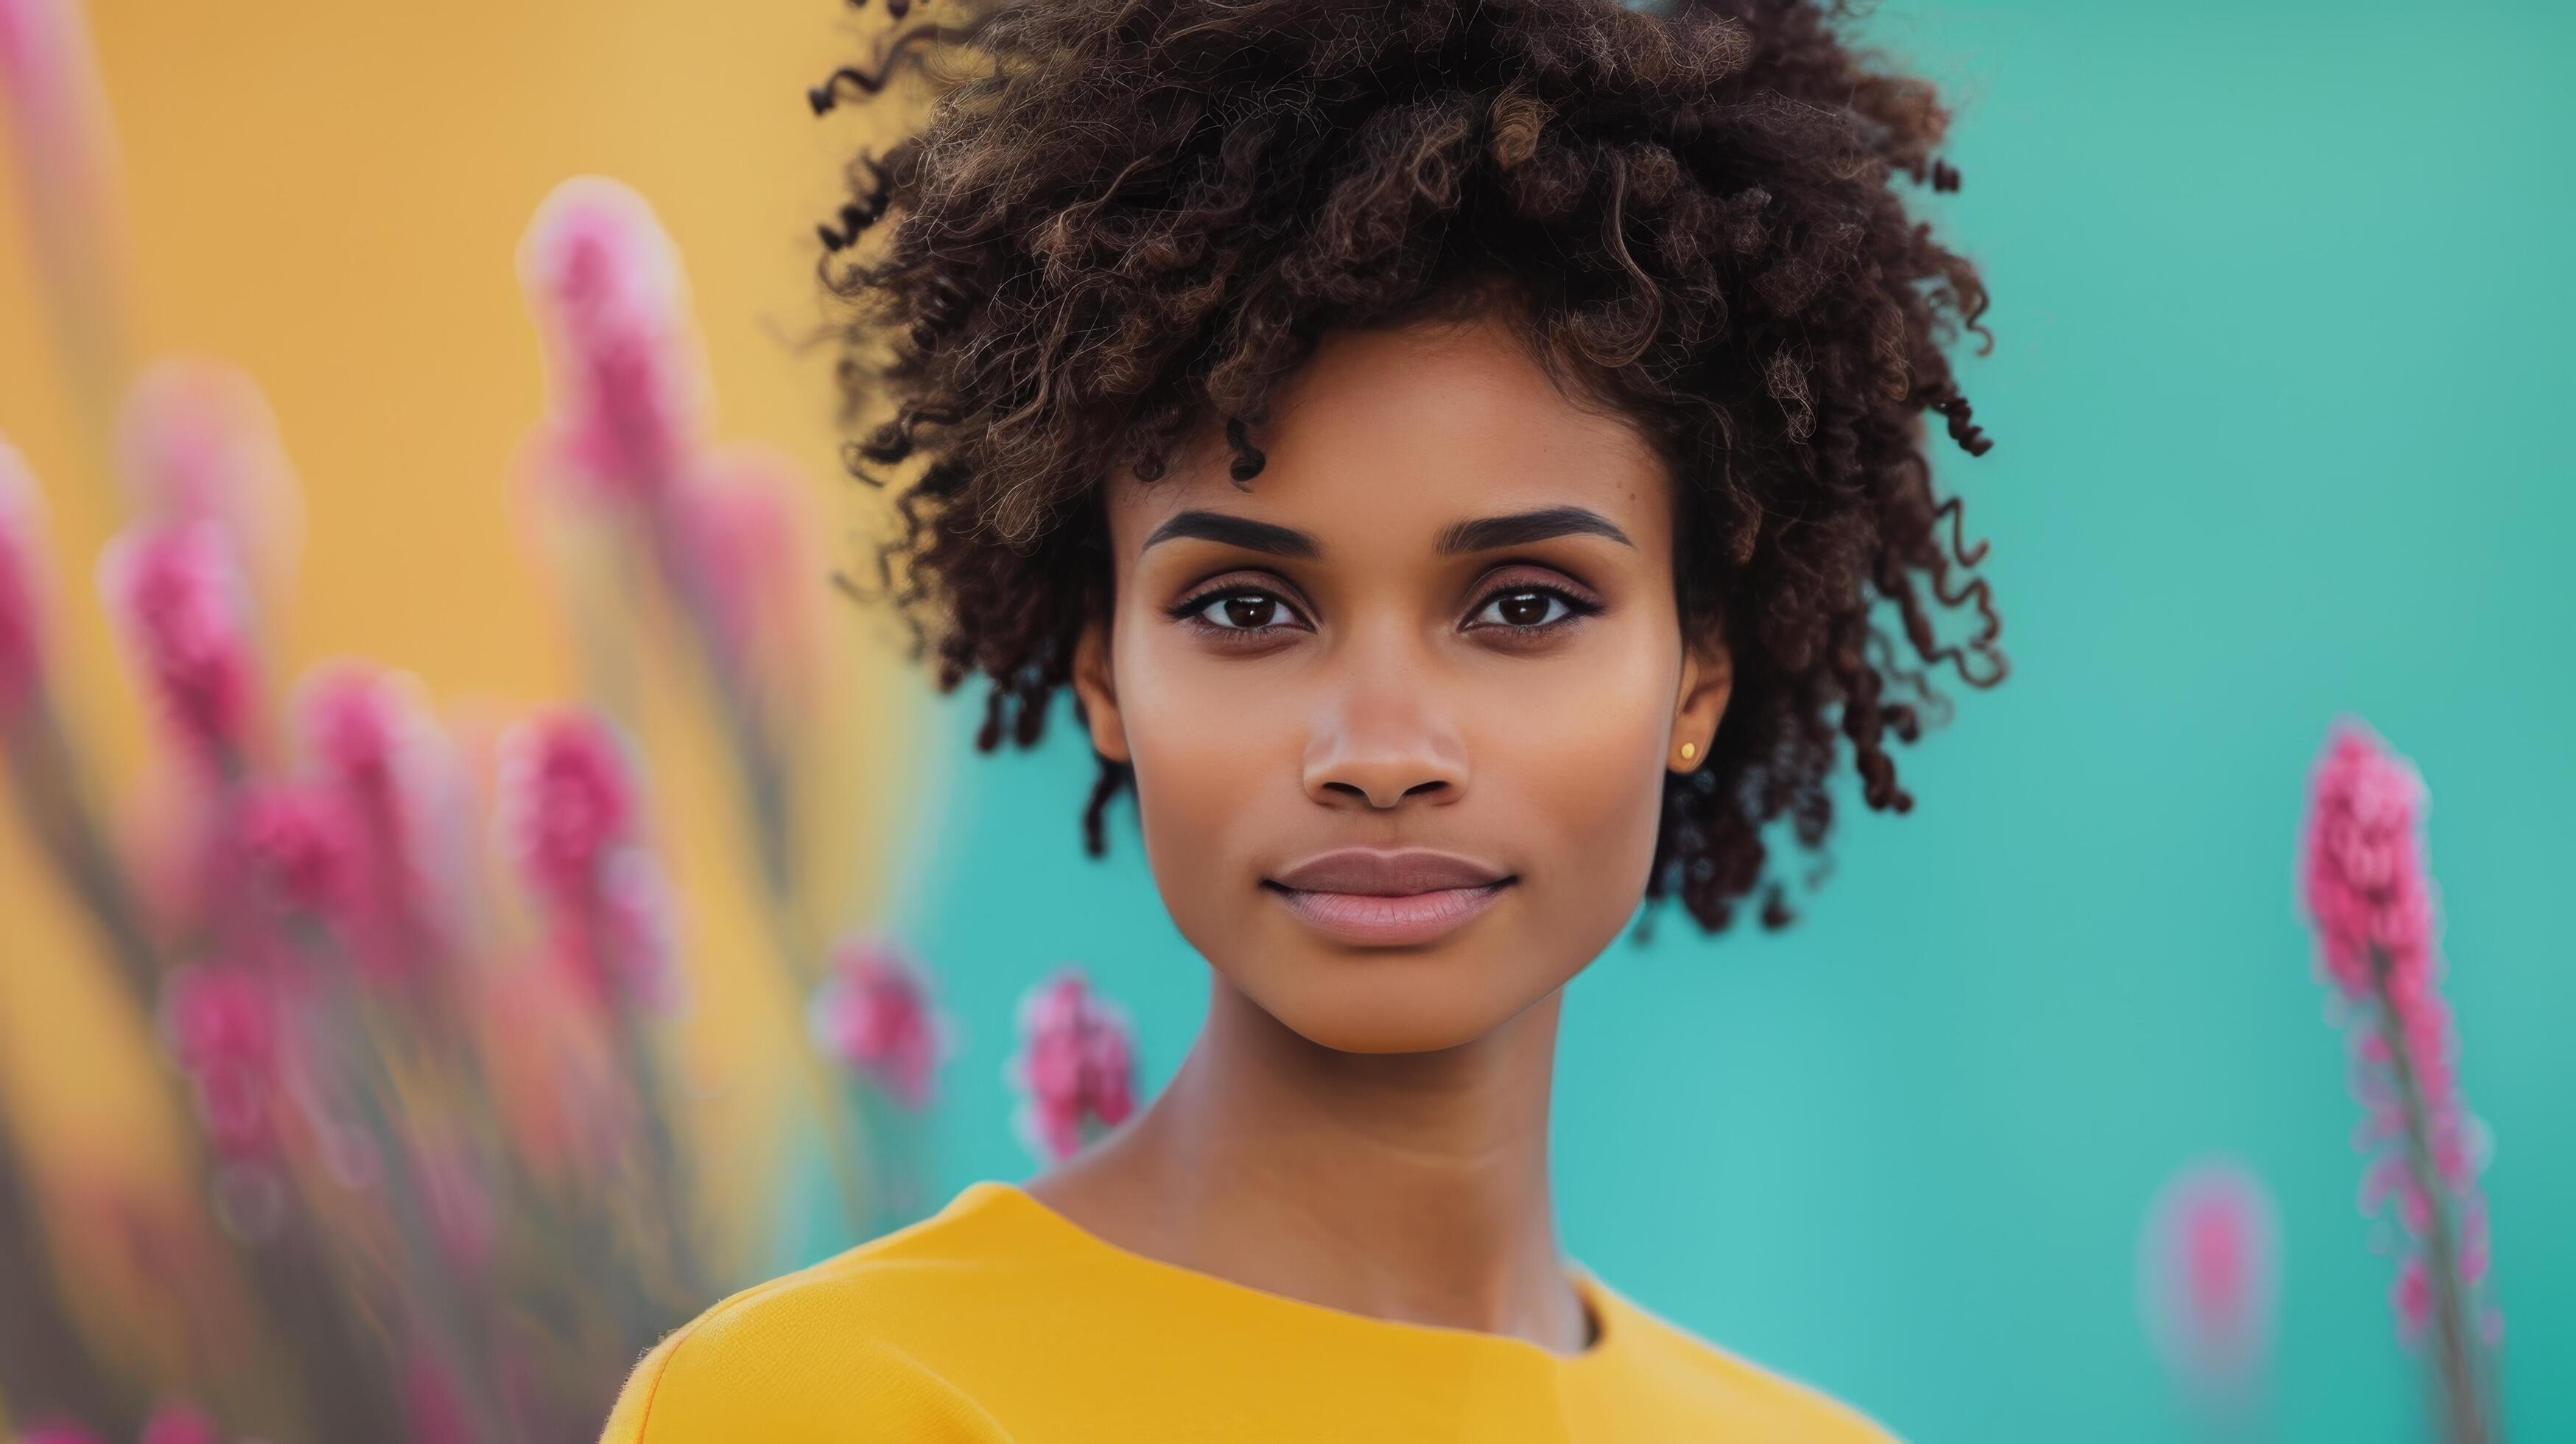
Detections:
1164,579,1603,643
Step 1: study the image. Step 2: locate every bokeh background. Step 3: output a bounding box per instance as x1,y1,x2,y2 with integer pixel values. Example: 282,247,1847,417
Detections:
1,1,2567,1441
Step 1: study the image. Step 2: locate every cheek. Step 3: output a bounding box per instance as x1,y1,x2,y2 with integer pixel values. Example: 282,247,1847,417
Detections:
1487,640,1674,925
1114,635,1284,911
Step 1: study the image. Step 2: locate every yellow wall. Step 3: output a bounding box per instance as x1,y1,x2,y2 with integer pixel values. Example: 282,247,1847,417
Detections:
0,0,927,1390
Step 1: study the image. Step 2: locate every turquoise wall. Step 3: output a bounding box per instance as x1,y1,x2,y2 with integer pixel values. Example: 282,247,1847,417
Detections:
846,2,2574,1438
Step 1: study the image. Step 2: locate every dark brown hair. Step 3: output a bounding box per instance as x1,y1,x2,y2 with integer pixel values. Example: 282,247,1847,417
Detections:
811,0,2006,937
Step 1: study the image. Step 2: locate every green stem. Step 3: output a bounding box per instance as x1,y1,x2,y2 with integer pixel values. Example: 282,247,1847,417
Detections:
3,701,163,1005
0,1116,141,1438
611,1012,712,1304
2369,943,2491,1444
643,516,876,1240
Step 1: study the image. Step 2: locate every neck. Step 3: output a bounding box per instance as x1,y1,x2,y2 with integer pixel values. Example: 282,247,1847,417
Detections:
1031,974,1588,1355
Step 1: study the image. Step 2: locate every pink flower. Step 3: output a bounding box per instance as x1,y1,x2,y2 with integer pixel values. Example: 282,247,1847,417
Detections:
2298,718,2438,1001
1006,967,1137,1163
591,844,684,1014
159,964,283,1160
496,709,679,1012
301,662,407,793
138,1399,222,1444
114,358,303,581
2139,1159,2278,1401
99,519,257,768
496,709,636,903
234,781,359,920
0,0,131,422
516,176,708,504
401,1346,472,1444
295,663,473,979
810,933,950,1110
0,0,110,194
0,435,52,718
667,448,820,702
2393,1253,2435,1344
2295,717,2502,1414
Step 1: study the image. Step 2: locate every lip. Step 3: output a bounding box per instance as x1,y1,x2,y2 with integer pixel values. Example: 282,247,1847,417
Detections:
1264,847,1515,947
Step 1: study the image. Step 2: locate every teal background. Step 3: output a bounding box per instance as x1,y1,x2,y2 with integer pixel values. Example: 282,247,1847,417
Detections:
808,2,2576,1440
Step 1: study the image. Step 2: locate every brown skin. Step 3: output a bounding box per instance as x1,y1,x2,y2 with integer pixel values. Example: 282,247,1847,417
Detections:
1035,304,1732,1356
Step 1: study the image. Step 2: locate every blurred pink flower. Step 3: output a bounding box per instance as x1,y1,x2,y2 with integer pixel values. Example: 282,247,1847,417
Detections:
0,435,52,719
400,1346,471,1444
2298,719,2437,1002
0,0,133,424
234,781,359,921
1007,967,1137,1163
301,662,408,791
137,1399,222,1444
2295,717,2499,1439
667,448,820,691
496,709,679,1012
99,519,257,768
114,358,303,582
810,933,950,1110
2393,1253,2435,1344
516,176,708,504
295,662,474,980
592,844,684,1014
159,964,284,1161
496,709,635,903
2139,1158,2278,1403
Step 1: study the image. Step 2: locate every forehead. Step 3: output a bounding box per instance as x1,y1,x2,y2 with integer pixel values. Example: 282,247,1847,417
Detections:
1102,312,1673,562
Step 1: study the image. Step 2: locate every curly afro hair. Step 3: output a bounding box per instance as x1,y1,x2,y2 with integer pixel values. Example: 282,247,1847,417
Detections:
810,0,2007,938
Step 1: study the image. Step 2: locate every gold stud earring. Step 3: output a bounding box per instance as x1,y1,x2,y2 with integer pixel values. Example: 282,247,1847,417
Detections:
1677,741,1697,762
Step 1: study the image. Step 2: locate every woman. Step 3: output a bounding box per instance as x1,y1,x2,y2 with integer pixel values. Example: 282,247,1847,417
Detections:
602,0,2004,1437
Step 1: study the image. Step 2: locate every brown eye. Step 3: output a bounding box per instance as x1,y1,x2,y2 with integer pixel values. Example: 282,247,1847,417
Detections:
1210,595,1280,629
1467,585,1592,632
1171,586,1308,635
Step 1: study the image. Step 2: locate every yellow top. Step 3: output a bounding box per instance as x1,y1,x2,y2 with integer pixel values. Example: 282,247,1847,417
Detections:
597,1180,1900,1443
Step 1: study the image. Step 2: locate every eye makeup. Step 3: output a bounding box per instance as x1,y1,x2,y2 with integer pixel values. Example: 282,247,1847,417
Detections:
1163,567,1605,646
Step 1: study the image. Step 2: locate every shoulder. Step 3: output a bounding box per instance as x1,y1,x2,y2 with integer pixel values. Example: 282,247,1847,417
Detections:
1580,1272,1906,1443
597,1187,1033,1444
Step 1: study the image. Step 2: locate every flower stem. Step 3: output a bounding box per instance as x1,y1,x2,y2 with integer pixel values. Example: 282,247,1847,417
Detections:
3,701,162,1004
646,514,876,1238
2370,943,2491,1444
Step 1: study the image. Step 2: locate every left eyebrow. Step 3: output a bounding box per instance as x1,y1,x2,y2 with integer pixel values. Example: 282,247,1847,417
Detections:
1435,505,1633,555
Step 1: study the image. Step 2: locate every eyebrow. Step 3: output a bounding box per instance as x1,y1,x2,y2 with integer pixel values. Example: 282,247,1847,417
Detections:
1139,504,1633,559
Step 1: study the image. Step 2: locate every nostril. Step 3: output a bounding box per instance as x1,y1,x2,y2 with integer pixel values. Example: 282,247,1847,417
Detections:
1320,778,1450,806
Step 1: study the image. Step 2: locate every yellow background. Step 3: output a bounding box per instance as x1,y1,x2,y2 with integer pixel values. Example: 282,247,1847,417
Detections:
0,0,929,1392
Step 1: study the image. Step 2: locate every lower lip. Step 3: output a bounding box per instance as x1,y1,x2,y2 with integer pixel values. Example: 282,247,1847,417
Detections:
1265,880,1513,947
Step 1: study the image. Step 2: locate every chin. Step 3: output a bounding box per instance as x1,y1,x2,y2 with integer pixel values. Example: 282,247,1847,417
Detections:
1237,958,1551,1055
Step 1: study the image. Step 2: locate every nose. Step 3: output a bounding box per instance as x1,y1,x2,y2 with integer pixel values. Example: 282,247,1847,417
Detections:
1300,642,1468,810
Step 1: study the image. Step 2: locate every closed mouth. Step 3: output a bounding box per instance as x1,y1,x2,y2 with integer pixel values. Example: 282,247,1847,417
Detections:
1260,876,1516,947
1266,847,1514,896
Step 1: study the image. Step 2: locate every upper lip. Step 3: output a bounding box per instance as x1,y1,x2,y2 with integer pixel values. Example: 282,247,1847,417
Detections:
1268,848,1512,896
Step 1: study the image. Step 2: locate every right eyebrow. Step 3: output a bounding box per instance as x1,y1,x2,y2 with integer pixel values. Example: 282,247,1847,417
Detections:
1140,510,1322,559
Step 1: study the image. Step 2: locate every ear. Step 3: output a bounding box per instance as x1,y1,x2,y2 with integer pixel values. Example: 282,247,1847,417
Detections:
1669,630,1733,773
1069,610,1131,765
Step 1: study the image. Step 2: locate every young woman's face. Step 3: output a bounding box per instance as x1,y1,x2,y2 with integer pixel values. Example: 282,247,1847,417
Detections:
1072,307,1732,1054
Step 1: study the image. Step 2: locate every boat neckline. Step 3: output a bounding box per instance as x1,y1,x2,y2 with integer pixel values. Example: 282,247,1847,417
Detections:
950,1177,1617,1366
